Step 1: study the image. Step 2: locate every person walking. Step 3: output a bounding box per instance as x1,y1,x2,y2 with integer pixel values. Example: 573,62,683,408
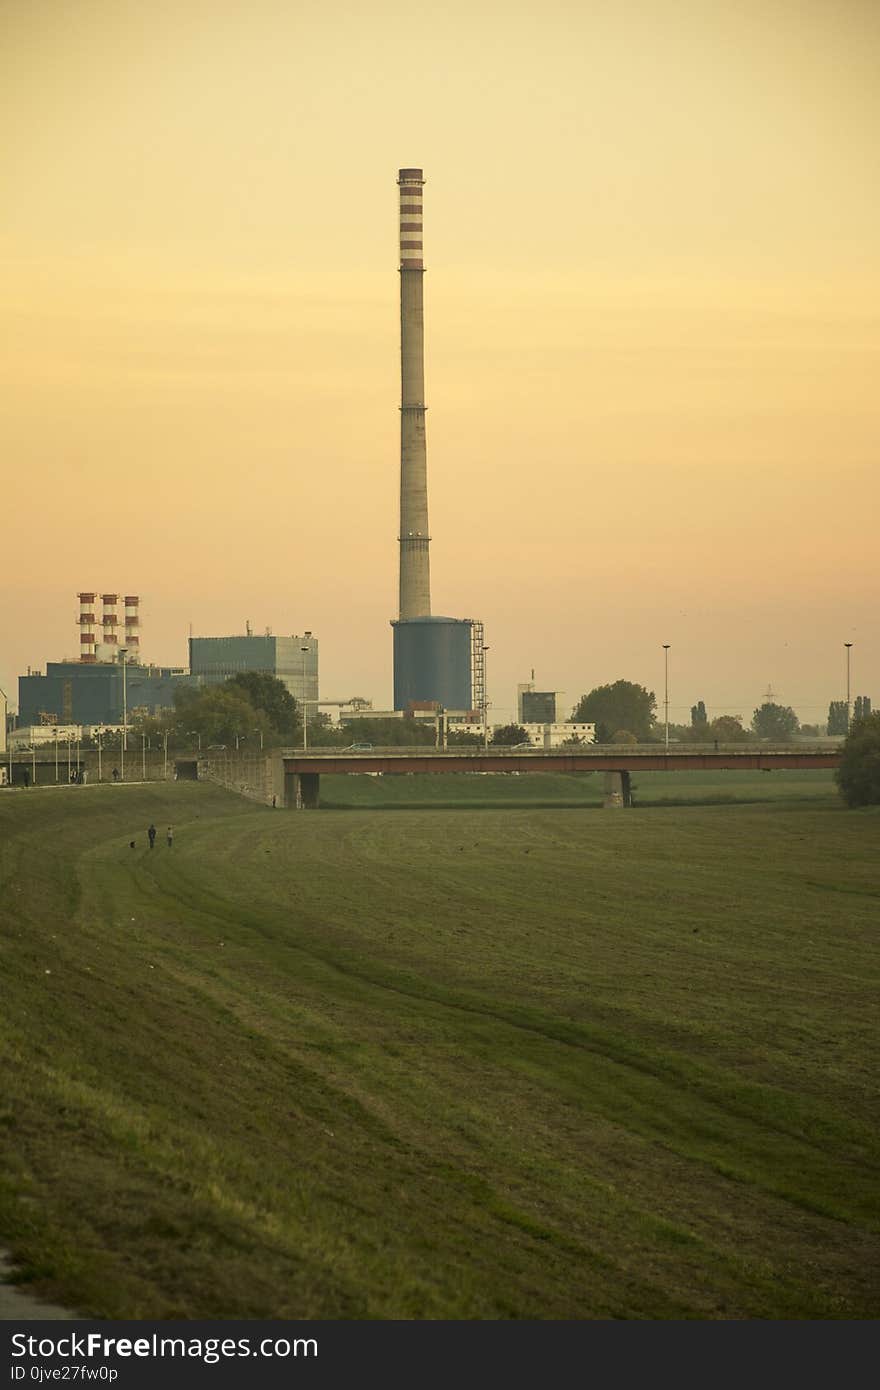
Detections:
166,825,174,848
148,823,157,849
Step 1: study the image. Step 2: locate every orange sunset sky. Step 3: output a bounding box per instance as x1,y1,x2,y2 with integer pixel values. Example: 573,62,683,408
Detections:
2,0,878,725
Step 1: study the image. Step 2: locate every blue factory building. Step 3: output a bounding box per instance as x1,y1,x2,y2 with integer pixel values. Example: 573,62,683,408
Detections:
18,661,197,727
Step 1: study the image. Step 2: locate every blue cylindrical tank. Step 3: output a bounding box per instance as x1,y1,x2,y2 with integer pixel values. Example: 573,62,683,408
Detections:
392,617,473,711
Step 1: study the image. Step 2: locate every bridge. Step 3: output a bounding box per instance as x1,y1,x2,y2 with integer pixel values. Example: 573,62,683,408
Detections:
275,746,841,809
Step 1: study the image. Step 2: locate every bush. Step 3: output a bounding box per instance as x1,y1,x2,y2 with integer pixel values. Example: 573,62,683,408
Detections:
835,712,880,807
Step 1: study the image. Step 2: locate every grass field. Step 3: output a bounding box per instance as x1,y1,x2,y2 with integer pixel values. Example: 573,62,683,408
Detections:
320,767,838,809
1,775,878,1318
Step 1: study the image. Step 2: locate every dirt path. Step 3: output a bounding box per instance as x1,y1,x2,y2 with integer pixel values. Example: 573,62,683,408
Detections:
0,1252,79,1320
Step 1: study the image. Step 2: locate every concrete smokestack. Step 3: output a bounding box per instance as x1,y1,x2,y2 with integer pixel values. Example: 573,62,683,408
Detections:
398,168,431,619
124,594,140,656
78,592,97,663
102,593,119,648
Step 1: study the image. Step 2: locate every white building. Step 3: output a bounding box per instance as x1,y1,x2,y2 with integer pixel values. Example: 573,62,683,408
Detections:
9,723,83,749
518,722,595,748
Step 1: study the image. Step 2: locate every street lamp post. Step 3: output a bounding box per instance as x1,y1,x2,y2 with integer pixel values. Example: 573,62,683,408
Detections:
0,686,9,787
141,733,147,782
96,727,103,783
254,728,263,752
54,727,59,783
67,735,72,784
662,644,671,751
161,730,169,780
119,647,128,752
845,643,853,731
301,646,310,751
30,744,36,786
115,648,128,781
482,646,490,752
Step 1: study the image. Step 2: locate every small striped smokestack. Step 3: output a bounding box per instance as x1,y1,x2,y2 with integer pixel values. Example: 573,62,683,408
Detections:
102,593,119,647
124,595,140,655
78,592,97,663
397,167,431,620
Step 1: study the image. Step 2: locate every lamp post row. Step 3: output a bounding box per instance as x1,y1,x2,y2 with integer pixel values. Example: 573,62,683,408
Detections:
659,641,858,744
2,643,862,780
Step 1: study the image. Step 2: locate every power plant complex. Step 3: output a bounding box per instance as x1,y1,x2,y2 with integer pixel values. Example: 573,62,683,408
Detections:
7,170,494,744
391,169,485,716
16,591,197,729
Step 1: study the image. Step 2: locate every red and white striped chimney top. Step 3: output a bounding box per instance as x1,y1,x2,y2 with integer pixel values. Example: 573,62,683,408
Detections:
398,168,424,270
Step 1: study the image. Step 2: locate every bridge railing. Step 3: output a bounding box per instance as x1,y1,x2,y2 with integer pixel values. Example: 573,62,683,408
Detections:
278,743,840,758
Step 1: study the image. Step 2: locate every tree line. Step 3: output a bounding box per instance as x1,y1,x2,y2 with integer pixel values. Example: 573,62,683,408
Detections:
128,673,873,755
570,682,873,744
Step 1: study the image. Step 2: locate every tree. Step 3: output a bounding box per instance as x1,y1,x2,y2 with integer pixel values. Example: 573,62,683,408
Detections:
708,715,749,743
854,696,872,722
691,700,708,728
835,711,880,807
447,727,481,747
610,729,638,746
337,718,436,747
827,701,848,736
228,673,298,738
571,682,656,743
303,712,351,748
171,686,272,748
751,702,800,742
491,724,529,746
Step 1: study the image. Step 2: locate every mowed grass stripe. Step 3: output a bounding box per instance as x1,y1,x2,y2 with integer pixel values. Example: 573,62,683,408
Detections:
1,781,878,1317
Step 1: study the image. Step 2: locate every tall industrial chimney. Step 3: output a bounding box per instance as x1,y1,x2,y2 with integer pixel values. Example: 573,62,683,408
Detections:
124,595,140,656
102,593,119,649
78,592,97,663
398,168,431,619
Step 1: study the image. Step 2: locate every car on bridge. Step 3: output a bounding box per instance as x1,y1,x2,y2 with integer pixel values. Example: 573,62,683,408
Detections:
346,743,373,751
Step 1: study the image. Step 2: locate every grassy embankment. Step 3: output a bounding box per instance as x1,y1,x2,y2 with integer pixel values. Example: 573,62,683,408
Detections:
0,774,877,1318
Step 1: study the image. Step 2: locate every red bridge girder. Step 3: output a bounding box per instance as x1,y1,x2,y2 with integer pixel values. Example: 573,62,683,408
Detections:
282,751,840,776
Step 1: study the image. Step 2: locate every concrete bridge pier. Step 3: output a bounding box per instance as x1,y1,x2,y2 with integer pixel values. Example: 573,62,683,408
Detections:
603,770,632,808
284,771,321,809
300,773,320,809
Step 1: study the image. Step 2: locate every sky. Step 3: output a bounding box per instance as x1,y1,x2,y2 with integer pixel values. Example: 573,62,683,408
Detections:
2,0,878,726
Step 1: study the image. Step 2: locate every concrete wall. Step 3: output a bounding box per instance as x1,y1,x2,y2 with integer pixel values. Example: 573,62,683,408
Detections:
201,752,280,807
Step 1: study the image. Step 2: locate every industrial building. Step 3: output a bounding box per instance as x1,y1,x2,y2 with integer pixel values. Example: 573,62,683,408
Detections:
18,660,196,728
189,628,318,708
517,683,566,725
18,591,195,727
391,168,484,713
392,616,484,712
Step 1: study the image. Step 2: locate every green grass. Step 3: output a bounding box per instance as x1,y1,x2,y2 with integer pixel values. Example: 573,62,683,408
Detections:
320,768,838,810
0,778,877,1319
